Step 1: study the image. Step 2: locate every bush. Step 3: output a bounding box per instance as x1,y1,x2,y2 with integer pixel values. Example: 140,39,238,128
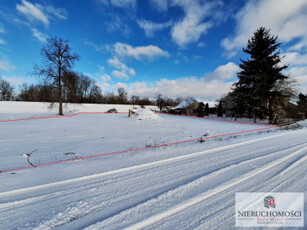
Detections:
107,108,118,113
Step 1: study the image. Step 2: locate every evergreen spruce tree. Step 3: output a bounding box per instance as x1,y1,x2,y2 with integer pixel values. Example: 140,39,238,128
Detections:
217,101,223,117
235,27,288,122
204,103,209,116
297,93,307,118
196,102,205,117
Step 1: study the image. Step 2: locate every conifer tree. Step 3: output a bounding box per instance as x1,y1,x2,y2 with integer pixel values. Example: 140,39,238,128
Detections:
204,103,209,116
217,101,223,117
234,27,289,122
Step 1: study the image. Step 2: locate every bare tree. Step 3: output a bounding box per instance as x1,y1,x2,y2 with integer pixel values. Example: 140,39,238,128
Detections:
0,78,14,101
130,95,140,106
155,92,164,112
117,87,128,104
34,37,79,115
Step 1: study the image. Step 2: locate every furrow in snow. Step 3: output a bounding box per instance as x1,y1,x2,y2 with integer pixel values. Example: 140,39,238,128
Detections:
45,142,306,230
125,145,307,230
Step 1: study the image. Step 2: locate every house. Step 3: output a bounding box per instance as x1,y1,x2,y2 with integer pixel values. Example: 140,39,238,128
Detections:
169,100,199,115
169,100,217,116
199,101,218,115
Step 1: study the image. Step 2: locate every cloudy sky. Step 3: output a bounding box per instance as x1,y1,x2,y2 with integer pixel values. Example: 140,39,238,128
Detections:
0,0,307,101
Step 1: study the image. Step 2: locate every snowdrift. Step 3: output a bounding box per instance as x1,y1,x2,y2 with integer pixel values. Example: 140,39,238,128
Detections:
132,108,162,121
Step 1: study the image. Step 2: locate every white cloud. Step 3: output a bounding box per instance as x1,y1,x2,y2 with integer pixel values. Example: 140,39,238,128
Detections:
281,52,307,94
2,76,25,85
115,82,128,90
107,56,135,80
98,73,112,90
127,78,232,101
16,0,67,27
282,52,307,66
222,0,307,56
102,73,111,82
114,42,170,60
170,0,222,47
105,16,131,37
118,62,239,100
197,42,205,48
31,28,47,43
45,5,67,20
0,59,15,72
129,68,135,76
16,0,49,26
205,62,239,80
107,56,128,70
83,72,94,78
148,0,224,47
98,0,136,8
84,40,109,52
0,26,4,34
0,25,5,44
111,70,129,79
288,66,307,84
150,0,169,12
137,20,172,37
288,40,307,52
287,66,307,93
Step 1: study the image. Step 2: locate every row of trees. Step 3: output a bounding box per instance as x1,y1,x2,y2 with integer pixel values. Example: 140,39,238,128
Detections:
1,75,187,108
18,72,103,104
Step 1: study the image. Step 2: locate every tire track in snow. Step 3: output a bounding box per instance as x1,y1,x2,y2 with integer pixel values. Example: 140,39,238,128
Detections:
2,134,302,212
39,142,307,230
125,145,307,230
280,154,307,175
0,130,306,229
0,131,304,211
0,129,303,198
169,147,307,230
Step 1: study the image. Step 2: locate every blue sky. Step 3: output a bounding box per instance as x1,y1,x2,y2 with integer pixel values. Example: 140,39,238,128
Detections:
0,0,307,101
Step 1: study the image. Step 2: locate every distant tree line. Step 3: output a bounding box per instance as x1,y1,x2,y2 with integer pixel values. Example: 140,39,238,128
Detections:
0,74,186,107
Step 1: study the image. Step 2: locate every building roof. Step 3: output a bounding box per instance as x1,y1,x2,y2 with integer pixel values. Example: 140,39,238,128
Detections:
173,101,195,109
172,100,217,110
200,101,218,108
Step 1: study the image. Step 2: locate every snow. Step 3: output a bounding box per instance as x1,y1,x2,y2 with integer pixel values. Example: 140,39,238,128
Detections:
0,101,157,120
132,108,162,121
173,100,193,109
0,102,306,229
200,101,217,108
173,100,216,109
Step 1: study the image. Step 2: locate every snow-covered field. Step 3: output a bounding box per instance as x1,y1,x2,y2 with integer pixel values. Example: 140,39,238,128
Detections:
0,102,306,229
0,101,157,120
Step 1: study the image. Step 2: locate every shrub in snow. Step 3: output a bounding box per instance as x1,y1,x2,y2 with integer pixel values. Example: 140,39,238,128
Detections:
107,108,118,113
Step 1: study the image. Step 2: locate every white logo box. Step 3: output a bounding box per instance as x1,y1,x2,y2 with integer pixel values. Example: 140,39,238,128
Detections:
235,192,304,227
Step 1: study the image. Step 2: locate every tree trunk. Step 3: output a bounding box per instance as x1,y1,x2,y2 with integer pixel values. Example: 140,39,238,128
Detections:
58,66,63,116
268,97,273,123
